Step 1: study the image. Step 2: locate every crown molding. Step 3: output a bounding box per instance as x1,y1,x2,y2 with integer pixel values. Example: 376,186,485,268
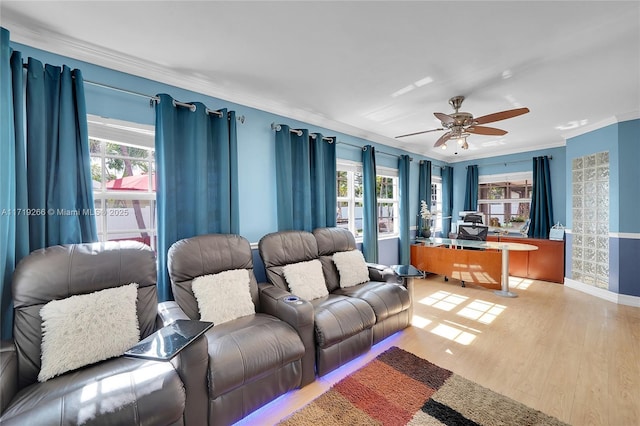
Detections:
446,139,566,164
5,18,414,156
562,111,640,140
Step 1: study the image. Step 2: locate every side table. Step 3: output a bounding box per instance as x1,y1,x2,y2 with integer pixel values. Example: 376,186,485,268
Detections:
391,264,424,325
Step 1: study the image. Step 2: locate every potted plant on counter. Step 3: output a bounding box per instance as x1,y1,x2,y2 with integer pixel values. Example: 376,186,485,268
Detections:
419,200,432,238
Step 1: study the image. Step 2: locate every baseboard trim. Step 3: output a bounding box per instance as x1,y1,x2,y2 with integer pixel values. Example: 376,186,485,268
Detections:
564,278,640,307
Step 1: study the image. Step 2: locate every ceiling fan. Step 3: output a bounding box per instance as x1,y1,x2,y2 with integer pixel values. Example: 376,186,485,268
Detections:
396,96,529,151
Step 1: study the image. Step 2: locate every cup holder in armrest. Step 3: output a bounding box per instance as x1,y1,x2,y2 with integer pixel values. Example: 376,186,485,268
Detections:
284,295,303,304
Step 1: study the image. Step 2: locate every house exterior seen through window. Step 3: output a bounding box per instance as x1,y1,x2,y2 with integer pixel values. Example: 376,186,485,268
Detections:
477,172,532,229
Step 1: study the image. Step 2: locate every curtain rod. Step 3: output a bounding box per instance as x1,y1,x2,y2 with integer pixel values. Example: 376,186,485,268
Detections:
271,123,409,159
340,140,412,161
85,79,226,118
20,63,247,121
271,123,334,142
466,155,553,169
419,160,443,170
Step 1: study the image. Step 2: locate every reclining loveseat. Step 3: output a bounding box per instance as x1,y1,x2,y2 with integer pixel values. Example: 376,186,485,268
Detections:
259,227,411,376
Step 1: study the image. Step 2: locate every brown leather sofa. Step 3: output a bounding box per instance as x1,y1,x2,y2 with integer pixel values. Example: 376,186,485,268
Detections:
0,241,209,426
167,234,314,426
259,228,411,376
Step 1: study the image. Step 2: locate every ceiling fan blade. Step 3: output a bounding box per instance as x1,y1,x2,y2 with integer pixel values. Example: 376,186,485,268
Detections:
466,126,508,136
395,128,445,138
474,107,530,125
434,132,452,147
434,112,455,124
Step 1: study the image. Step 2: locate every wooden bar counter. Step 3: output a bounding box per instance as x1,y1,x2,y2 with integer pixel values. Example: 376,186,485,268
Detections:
410,237,556,295
411,240,503,290
486,235,565,283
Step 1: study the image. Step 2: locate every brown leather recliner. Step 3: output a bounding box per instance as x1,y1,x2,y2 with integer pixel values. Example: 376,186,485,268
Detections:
167,234,314,426
312,227,412,344
0,241,209,426
259,230,377,377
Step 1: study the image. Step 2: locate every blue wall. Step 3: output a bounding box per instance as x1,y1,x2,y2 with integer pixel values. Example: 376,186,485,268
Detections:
618,119,640,234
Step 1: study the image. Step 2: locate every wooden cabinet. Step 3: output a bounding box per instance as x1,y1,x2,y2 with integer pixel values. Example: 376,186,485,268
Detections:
487,236,565,283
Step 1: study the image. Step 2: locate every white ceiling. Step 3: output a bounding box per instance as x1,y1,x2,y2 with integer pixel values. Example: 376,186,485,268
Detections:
2,1,639,162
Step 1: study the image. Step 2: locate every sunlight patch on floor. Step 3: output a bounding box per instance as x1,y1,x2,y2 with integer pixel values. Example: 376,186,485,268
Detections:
419,290,468,311
457,299,506,324
411,314,433,328
509,277,534,289
414,288,511,345
443,319,481,334
430,323,476,345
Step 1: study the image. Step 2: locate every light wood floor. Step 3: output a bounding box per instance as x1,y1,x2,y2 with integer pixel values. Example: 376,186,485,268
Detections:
236,275,640,426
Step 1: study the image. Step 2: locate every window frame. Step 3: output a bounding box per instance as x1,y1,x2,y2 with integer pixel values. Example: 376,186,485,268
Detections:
375,165,399,237
88,115,157,250
430,176,443,233
336,160,399,240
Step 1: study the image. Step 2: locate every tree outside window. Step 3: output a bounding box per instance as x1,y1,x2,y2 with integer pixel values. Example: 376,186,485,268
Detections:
90,138,156,248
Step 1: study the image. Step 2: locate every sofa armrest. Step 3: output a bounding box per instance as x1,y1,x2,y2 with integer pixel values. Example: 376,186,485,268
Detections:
366,262,399,283
258,283,315,386
157,301,191,327
157,302,209,426
1,340,18,415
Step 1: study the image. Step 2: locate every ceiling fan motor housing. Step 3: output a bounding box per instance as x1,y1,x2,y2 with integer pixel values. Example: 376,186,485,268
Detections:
449,95,465,111
444,112,474,128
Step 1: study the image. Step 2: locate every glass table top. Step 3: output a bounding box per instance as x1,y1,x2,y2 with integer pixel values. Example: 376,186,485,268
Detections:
415,237,538,252
390,264,423,277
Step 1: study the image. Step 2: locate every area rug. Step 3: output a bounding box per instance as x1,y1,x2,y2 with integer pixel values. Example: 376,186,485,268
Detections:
278,346,568,426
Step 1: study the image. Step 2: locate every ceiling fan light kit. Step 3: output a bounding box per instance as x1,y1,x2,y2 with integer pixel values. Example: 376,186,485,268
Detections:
396,95,530,152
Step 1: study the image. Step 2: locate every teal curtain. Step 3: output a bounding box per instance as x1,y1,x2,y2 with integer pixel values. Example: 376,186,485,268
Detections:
275,126,336,231
27,59,97,247
1,28,97,338
398,155,411,264
311,134,337,228
418,160,432,228
464,164,479,211
528,156,554,238
362,145,378,262
155,93,239,301
441,166,454,237
1,28,19,339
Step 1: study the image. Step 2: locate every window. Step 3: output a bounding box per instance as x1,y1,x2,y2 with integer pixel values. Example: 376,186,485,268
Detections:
337,161,399,238
88,116,156,249
431,176,442,233
478,172,532,228
376,168,399,235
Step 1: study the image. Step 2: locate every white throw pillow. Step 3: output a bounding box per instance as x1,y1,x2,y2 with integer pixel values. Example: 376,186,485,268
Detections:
282,259,329,300
332,250,370,288
192,269,255,325
39,283,140,382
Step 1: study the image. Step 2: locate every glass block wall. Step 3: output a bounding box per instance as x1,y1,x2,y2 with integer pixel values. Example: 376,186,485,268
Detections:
571,151,610,288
